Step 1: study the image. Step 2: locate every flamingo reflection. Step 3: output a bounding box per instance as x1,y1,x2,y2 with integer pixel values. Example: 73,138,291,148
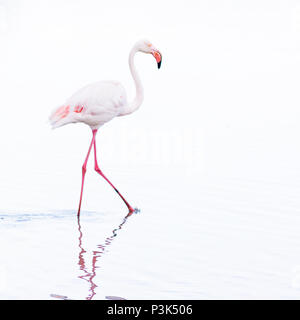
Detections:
77,212,132,300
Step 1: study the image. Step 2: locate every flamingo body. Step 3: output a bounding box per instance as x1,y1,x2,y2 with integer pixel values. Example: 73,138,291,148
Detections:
50,81,127,129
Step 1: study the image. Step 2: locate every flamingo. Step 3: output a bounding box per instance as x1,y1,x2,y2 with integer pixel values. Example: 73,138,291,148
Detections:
49,39,162,216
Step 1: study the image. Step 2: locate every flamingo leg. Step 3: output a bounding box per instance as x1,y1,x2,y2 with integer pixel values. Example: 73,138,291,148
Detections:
77,131,96,216
92,129,134,214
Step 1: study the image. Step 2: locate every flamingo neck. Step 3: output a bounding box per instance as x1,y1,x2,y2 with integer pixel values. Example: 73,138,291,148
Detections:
120,46,144,116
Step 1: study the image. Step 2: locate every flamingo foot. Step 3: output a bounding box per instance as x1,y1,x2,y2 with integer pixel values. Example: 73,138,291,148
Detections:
128,207,140,216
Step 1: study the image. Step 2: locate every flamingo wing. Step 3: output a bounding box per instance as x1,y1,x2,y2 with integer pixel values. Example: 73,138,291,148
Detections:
49,81,128,129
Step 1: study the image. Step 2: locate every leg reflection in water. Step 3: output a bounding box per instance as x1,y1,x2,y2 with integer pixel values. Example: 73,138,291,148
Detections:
77,212,132,300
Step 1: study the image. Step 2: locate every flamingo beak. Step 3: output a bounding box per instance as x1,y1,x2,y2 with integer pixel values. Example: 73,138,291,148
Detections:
152,50,162,69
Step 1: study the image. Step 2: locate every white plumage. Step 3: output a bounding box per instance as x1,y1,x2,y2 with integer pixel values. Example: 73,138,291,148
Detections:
50,81,128,129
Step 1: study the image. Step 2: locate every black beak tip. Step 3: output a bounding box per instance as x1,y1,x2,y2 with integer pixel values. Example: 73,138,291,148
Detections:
157,61,161,69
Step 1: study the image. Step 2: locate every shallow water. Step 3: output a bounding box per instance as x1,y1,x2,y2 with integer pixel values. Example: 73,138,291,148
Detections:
1,170,300,300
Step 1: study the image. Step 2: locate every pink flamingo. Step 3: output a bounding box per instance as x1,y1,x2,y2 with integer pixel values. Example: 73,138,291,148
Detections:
49,39,162,215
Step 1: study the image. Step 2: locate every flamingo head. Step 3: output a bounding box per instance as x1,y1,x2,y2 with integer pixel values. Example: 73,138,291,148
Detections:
136,39,162,69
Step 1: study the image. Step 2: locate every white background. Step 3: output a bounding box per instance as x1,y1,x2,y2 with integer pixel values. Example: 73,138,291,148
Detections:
1,0,300,299
0,0,300,210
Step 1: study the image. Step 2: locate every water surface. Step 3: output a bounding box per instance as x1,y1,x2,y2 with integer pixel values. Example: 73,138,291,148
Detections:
1,172,300,299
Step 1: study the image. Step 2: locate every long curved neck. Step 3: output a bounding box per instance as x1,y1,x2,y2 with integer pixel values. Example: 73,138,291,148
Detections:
120,46,144,116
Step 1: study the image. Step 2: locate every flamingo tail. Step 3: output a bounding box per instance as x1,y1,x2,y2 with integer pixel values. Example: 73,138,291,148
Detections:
49,105,74,129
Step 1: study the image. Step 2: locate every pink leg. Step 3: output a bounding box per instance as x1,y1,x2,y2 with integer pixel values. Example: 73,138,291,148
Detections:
92,129,134,214
77,131,96,216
